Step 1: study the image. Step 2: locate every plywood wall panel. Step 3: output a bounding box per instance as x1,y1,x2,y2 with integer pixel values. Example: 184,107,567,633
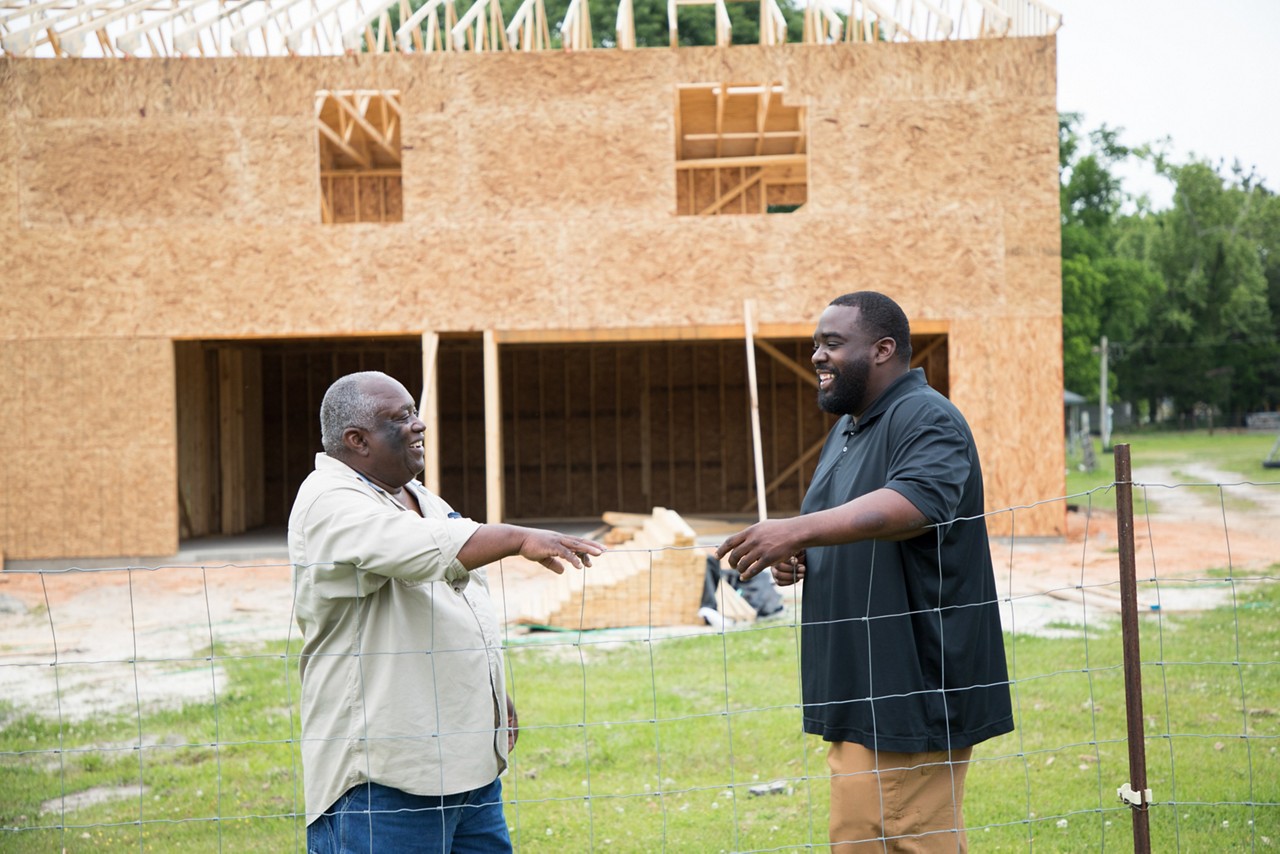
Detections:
13,114,314,227
670,46,795,96
1,338,176,559
240,117,321,223
412,57,676,223
364,222,564,332
146,226,353,335
949,315,1064,537
457,105,672,222
0,97,16,232
1001,204,1063,316
808,98,1058,213
5,207,1042,335
2,41,1059,338
18,120,241,227
0,343,15,546
9,56,342,120
70,448,114,556
769,210,1011,321
795,39,1055,103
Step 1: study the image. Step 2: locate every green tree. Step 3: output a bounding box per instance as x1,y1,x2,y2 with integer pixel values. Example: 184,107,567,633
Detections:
1058,114,1163,403
1124,160,1279,422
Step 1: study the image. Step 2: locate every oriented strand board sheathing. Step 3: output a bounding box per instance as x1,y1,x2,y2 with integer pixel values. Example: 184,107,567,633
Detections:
1001,204,1064,316
0,98,17,232
814,99,1059,213
19,120,250,228
2,338,176,559
949,315,1064,538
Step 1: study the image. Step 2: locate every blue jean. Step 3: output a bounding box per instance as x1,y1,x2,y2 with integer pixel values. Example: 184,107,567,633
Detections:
307,778,512,854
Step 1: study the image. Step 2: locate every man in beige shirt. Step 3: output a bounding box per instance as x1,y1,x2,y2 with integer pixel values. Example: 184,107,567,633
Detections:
290,371,603,853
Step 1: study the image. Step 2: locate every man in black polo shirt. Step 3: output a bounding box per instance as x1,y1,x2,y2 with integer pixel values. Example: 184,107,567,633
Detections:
718,291,1012,852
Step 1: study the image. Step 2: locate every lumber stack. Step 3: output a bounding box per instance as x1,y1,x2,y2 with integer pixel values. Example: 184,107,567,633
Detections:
539,507,708,630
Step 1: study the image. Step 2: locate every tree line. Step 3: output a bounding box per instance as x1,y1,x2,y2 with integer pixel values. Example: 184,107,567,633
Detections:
1060,113,1280,427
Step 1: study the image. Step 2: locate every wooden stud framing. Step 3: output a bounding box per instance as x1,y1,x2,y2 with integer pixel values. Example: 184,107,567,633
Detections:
172,336,844,535
483,330,503,523
538,349,548,510
743,300,768,521
507,0,552,51
420,331,441,493
755,339,818,388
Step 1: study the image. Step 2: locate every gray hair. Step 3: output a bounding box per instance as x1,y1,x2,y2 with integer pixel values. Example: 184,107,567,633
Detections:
320,371,392,455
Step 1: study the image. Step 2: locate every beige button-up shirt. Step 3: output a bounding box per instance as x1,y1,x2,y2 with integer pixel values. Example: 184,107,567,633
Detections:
289,453,506,823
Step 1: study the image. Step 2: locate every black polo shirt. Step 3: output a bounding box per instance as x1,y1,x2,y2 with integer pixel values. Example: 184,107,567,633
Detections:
799,369,1013,752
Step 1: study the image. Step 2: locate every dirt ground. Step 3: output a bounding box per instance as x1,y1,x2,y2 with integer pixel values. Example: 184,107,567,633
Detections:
1,463,1277,720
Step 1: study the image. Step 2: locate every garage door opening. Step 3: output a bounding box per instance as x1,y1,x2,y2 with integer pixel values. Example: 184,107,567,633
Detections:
174,332,947,541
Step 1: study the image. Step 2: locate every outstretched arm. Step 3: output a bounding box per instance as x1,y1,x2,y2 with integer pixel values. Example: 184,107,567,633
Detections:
457,524,605,574
716,488,928,581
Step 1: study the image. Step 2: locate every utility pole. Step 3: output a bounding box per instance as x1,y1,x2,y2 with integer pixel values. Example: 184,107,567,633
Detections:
1100,334,1111,452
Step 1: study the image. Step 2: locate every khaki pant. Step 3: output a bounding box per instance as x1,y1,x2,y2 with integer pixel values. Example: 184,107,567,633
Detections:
827,741,972,853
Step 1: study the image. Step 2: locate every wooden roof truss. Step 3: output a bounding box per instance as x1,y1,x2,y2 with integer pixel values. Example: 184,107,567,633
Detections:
841,0,1063,43
316,88,402,223
0,0,1060,57
506,0,551,51
677,83,804,166
394,0,456,52
316,89,401,172
559,0,590,50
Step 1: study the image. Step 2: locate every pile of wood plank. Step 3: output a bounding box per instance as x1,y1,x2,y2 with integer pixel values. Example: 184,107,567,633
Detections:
536,507,711,630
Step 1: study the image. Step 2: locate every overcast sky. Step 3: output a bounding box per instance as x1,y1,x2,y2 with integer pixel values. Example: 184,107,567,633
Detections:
1052,0,1279,209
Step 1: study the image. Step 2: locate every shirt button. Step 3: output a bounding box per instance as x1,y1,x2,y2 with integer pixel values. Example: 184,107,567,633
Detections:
842,446,847,453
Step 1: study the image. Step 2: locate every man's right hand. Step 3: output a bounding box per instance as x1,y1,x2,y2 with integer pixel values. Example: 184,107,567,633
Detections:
518,531,605,574
458,524,605,573
771,552,806,587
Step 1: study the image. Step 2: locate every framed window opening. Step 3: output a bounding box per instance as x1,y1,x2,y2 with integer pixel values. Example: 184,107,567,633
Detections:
316,89,403,223
675,81,807,216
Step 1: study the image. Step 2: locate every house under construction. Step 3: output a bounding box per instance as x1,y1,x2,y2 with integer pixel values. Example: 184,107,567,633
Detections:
0,0,1066,560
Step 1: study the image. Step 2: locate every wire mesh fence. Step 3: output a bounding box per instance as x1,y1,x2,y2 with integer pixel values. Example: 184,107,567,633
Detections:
1,465,1277,852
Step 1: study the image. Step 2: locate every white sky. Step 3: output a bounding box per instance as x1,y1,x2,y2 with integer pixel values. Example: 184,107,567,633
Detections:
1052,0,1280,210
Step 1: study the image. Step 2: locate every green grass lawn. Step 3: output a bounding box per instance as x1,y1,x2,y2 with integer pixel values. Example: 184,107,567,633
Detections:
1065,429,1280,514
4,580,1278,852
2,428,1275,851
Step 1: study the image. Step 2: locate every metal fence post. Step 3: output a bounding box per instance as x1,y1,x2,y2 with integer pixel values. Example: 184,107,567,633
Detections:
1114,443,1152,852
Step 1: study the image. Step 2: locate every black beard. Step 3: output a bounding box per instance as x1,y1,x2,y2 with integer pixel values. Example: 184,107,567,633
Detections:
817,359,871,415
